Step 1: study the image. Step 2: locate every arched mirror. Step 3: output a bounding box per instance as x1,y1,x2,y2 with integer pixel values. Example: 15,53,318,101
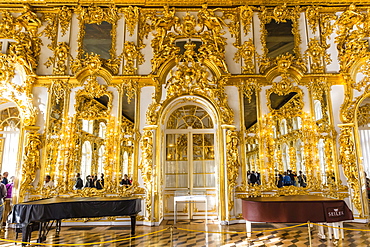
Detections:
74,76,112,189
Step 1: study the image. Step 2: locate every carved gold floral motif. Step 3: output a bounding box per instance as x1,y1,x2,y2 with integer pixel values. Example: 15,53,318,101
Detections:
226,130,240,212
234,39,256,74
121,6,139,36
139,130,154,220
339,124,363,216
122,41,144,75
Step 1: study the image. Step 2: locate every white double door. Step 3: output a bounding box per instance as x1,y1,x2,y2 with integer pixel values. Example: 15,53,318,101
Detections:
163,128,217,220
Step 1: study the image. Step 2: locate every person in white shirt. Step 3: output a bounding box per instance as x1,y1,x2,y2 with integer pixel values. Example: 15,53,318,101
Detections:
44,175,55,188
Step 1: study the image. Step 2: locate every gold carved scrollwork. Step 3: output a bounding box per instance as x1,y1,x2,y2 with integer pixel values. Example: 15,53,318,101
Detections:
352,63,370,91
0,54,15,82
306,5,321,33
335,4,369,75
234,39,256,74
45,42,70,75
358,103,370,127
72,53,102,76
305,38,332,74
8,33,39,75
122,79,138,104
41,13,58,41
59,6,72,36
75,76,112,120
146,96,161,125
0,11,20,38
0,54,37,126
239,5,254,36
121,6,139,36
122,41,144,75
163,41,233,125
139,130,154,220
226,130,240,212
339,124,363,216
102,116,118,192
272,73,296,96
19,130,41,201
240,78,258,103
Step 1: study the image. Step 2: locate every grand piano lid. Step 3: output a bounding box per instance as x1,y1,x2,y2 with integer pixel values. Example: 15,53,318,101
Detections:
19,196,141,205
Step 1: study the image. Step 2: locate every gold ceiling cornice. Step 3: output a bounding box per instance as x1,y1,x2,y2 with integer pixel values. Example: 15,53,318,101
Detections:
1,0,370,7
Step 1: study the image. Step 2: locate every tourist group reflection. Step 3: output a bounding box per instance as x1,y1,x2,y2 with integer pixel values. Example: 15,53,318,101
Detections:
276,170,307,188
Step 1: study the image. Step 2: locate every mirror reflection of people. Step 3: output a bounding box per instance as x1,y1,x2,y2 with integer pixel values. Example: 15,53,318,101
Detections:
298,171,307,188
0,175,6,232
120,174,132,188
95,174,104,190
85,175,94,188
74,173,83,190
44,175,55,188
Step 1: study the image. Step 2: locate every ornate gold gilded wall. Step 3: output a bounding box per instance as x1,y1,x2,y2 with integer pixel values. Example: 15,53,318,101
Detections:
0,3,369,224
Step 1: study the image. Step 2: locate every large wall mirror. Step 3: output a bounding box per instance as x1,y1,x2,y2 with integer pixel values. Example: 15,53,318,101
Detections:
243,88,259,178
119,92,135,186
75,5,120,74
74,76,112,190
357,96,370,178
265,20,294,58
260,87,322,190
83,22,112,60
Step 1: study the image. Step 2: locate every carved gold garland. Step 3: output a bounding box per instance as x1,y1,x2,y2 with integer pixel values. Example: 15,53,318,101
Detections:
358,103,370,127
339,124,363,216
139,130,154,220
226,129,240,212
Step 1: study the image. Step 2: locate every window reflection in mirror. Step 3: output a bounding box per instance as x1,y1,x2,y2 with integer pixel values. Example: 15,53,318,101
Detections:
83,22,112,60
357,97,370,179
243,89,259,174
81,141,92,181
120,92,135,183
265,19,294,58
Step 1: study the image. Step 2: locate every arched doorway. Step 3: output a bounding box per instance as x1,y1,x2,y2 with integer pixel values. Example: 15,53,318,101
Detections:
163,104,218,221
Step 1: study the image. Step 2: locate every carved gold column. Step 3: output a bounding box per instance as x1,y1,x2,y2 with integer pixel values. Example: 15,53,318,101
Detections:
339,123,365,217
225,129,240,215
139,128,155,222
19,126,41,202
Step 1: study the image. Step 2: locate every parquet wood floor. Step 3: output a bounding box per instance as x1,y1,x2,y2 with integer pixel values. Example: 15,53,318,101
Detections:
0,220,369,246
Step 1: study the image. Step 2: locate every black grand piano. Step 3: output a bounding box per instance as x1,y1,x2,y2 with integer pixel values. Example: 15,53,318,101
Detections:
8,197,141,245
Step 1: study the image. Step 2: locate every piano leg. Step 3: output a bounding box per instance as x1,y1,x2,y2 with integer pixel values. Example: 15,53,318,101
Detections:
21,224,32,246
130,215,136,235
56,220,61,236
245,221,252,238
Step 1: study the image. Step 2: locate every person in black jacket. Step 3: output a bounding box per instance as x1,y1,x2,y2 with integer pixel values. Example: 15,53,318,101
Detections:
120,174,132,188
85,175,93,188
74,173,83,189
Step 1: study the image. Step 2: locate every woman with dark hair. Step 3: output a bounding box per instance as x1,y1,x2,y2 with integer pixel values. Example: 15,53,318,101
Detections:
120,174,132,188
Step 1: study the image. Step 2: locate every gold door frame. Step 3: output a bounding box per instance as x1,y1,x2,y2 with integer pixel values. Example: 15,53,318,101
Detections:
156,96,226,223
163,109,217,220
